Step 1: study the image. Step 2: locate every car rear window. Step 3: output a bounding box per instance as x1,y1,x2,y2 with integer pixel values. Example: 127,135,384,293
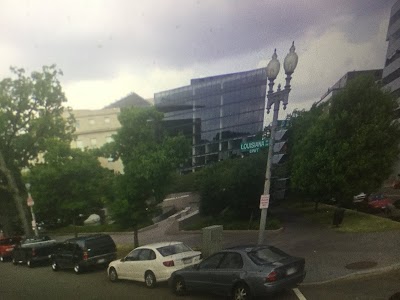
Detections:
0,238,19,245
156,243,192,257
247,246,288,265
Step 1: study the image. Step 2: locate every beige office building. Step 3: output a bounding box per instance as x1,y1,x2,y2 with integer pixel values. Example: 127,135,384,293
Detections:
69,108,124,173
68,92,152,173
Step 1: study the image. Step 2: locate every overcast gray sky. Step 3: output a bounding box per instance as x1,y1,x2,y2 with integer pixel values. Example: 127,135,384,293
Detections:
0,0,395,113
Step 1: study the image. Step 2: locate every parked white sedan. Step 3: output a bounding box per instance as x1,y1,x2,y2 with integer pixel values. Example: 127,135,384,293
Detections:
107,241,202,288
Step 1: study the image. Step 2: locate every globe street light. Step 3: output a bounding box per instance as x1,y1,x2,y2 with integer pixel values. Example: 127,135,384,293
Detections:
25,183,39,237
258,42,298,244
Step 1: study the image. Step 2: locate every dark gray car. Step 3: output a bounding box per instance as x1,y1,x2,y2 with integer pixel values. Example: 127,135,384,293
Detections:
169,245,306,300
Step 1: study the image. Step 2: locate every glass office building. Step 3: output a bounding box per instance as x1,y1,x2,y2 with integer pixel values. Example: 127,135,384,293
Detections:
154,68,268,170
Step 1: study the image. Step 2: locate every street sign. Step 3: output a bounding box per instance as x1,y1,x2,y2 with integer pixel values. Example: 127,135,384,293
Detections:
240,140,269,153
27,194,34,207
259,194,270,209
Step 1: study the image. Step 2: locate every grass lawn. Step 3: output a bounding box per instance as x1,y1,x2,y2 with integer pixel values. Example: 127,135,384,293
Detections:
285,200,400,233
116,244,133,258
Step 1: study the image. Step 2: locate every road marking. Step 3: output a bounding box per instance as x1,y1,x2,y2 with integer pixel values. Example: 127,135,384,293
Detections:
293,288,307,300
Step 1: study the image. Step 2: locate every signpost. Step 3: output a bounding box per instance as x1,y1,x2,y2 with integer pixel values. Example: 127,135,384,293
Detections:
25,183,39,237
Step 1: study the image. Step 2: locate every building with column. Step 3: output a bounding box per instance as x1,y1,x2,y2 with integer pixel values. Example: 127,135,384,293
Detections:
68,93,151,173
68,108,124,173
154,68,268,171
383,0,400,181
318,69,383,105
382,0,400,100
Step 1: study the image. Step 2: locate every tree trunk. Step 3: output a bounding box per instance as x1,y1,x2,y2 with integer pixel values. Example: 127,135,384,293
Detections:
133,227,139,248
0,212,13,236
0,151,31,236
314,198,320,212
73,217,78,238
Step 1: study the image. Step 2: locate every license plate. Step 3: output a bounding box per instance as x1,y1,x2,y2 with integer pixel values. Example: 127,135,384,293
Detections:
97,258,105,264
183,258,192,264
287,267,296,275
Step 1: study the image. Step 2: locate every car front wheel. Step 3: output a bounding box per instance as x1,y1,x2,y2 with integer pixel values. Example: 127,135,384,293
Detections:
232,283,252,300
51,261,59,271
27,259,34,268
173,276,186,296
109,267,118,282
74,263,81,274
145,271,156,288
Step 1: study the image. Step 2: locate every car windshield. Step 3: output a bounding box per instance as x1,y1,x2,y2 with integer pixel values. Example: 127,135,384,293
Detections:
247,246,288,265
156,243,192,257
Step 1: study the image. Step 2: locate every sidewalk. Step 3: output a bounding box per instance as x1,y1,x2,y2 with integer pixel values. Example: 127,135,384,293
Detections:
138,207,400,284
258,208,400,284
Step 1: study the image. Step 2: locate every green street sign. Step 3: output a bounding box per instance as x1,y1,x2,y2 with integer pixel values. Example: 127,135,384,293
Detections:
240,139,269,153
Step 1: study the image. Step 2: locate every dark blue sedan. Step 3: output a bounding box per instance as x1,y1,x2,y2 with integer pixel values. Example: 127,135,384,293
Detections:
169,245,306,300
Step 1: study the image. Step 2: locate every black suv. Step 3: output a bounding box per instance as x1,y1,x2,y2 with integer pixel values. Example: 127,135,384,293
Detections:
51,234,117,274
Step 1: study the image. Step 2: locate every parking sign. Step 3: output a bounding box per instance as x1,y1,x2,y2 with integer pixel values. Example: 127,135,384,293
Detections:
259,194,270,209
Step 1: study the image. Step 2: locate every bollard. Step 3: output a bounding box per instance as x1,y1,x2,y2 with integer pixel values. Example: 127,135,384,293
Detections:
332,207,345,227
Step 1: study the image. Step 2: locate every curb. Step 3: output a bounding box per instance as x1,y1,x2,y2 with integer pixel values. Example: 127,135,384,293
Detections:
301,262,400,286
49,224,161,237
177,227,284,235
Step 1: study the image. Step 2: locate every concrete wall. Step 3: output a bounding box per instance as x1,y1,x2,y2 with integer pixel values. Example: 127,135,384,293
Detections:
159,192,200,213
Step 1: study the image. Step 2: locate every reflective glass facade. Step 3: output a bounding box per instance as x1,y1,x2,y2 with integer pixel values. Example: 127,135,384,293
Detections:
154,68,267,170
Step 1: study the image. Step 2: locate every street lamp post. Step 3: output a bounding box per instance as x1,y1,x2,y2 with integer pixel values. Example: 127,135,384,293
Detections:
258,42,298,244
25,183,39,237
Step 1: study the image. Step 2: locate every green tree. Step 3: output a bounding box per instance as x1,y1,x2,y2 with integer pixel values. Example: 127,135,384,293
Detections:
0,66,74,235
28,139,112,235
290,105,335,210
105,107,190,247
196,151,267,220
290,76,400,206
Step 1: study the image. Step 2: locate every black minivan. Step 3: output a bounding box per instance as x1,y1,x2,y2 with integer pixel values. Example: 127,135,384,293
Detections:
51,234,117,274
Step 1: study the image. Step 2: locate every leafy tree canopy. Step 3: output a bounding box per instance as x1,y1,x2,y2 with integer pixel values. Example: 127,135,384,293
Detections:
0,65,74,169
102,107,190,246
27,139,112,225
196,151,267,219
290,76,400,205
0,65,74,234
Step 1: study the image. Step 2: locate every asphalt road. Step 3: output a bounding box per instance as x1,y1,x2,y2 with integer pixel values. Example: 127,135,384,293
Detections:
2,260,399,299
0,261,298,300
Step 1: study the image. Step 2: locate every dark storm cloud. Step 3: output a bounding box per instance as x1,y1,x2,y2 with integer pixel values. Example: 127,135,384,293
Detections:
104,0,394,66
0,0,394,83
